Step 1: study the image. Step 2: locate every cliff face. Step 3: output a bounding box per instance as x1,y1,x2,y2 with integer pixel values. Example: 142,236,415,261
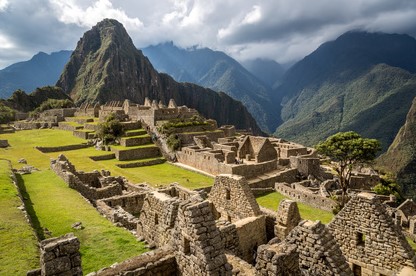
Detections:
378,97,416,198
56,19,262,134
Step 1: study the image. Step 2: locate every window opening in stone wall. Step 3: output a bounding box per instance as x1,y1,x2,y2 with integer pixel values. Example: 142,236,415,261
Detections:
183,237,191,255
356,232,365,246
226,188,231,200
352,264,362,276
155,214,159,225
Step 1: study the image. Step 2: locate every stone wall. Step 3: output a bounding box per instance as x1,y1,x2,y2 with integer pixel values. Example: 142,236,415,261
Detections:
349,173,380,190
39,233,82,276
94,246,178,276
36,143,90,153
50,155,124,202
248,168,298,189
120,136,151,147
237,136,277,163
235,216,267,264
328,192,416,276
158,184,199,201
112,146,160,161
96,192,147,230
290,156,321,177
172,199,232,276
275,182,337,212
286,220,353,275
178,130,225,145
217,220,239,255
255,241,301,276
274,199,301,240
137,191,180,248
14,121,56,129
73,130,95,140
208,175,261,222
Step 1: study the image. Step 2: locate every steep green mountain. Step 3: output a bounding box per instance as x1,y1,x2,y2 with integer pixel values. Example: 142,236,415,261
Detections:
241,58,286,88
142,43,278,132
274,31,416,150
378,97,416,199
56,19,262,134
0,51,72,99
1,86,72,112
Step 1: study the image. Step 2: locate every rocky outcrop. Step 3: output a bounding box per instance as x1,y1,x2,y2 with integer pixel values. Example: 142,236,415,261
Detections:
378,96,416,198
57,19,263,135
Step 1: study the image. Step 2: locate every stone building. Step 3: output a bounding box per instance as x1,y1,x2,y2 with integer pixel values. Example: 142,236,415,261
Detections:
328,192,416,276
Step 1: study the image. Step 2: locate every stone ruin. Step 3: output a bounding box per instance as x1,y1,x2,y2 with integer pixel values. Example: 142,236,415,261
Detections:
42,153,416,275
50,154,126,202
328,192,416,275
274,199,301,240
28,233,82,276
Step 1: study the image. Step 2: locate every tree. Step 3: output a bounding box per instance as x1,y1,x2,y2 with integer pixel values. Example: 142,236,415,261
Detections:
96,113,123,145
316,131,381,207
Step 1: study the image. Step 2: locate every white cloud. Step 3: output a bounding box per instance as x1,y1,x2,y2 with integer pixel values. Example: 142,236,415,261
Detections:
242,5,262,25
0,0,9,11
49,0,143,30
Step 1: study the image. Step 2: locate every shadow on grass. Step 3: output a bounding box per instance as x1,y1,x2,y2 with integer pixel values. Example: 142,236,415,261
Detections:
15,173,45,240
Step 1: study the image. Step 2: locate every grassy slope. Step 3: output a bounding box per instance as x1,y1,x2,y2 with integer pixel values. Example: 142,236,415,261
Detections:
0,159,39,275
256,192,334,224
0,129,213,188
18,170,147,274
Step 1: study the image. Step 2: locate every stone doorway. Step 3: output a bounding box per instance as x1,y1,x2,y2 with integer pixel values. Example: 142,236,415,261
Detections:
352,264,362,276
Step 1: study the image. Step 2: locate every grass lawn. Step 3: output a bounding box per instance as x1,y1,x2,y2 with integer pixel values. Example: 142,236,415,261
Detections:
0,129,214,189
18,170,147,274
0,159,39,275
256,191,334,224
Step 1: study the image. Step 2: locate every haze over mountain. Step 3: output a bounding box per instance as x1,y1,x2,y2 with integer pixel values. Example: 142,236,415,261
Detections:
241,58,286,89
142,43,279,132
56,19,262,134
0,50,72,99
274,31,416,151
378,97,416,199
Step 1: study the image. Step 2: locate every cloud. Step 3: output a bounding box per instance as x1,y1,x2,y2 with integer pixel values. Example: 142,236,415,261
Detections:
1,0,416,69
49,0,143,30
0,0,8,11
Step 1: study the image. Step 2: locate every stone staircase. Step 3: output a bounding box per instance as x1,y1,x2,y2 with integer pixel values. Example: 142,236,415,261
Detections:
109,121,165,167
247,166,297,189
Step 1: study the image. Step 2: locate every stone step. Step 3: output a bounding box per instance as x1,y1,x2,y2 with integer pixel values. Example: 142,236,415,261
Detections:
65,117,95,124
111,145,161,161
120,135,152,147
124,129,147,137
120,121,141,131
115,157,166,168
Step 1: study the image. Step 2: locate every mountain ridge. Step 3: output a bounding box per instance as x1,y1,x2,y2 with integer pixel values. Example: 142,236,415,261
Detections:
0,50,72,99
56,19,263,134
142,42,279,132
274,31,416,150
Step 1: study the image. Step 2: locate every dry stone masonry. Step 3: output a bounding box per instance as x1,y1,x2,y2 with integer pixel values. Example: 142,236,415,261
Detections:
328,192,416,276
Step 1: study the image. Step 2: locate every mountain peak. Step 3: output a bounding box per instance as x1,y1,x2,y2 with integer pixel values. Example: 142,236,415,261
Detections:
56,19,263,134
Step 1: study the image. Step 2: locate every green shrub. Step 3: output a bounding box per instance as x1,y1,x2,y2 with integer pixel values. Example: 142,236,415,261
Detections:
167,134,181,151
96,113,123,145
30,98,75,117
0,103,15,123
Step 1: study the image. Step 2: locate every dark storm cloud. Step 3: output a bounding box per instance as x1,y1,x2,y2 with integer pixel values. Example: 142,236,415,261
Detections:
1,0,416,68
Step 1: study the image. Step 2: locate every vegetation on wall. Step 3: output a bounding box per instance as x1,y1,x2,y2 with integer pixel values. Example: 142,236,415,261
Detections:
158,115,208,135
30,98,74,116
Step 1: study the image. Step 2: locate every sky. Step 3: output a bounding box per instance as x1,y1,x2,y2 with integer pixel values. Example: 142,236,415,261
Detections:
1,0,416,69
